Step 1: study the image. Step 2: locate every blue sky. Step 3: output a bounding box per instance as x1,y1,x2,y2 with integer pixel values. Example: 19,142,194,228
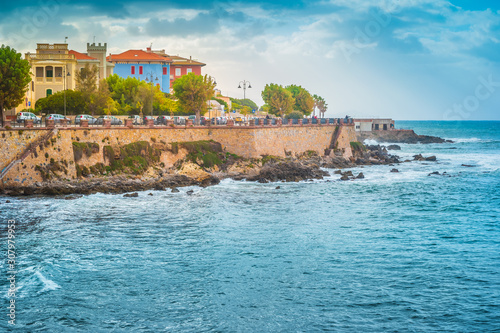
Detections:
1,0,499,120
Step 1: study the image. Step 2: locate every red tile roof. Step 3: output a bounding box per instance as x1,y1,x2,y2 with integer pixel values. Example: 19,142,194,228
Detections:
107,50,172,62
69,50,97,60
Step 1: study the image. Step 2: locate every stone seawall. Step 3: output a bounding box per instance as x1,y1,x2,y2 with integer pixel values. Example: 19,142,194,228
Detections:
0,124,356,187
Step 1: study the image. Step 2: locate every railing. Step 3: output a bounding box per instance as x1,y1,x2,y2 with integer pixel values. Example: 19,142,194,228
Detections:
26,53,76,61
4,117,355,130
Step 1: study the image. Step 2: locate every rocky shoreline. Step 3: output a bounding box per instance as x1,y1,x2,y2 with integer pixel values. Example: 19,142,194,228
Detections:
357,129,453,144
0,144,438,197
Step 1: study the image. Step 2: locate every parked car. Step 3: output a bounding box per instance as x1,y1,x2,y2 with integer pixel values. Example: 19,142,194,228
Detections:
46,114,71,124
143,115,155,125
16,112,41,124
235,116,244,123
96,115,122,125
128,115,142,125
75,114,97,125
155,115,171,125
173,116,186,125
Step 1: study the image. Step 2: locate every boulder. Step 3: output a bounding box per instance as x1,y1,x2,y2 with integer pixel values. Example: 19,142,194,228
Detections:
356,172,365,179
387,145,401,150
390,168,399,173
425,156,437,161
124,192,139,197
340,174,350,181
171,187,180,193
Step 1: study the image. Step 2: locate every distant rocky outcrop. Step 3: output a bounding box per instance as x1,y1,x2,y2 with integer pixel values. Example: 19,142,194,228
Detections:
357,130,452,144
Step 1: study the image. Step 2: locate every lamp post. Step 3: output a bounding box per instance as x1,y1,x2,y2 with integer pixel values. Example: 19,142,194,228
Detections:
238,80,251,100
145,72,159,117
58,66,71,117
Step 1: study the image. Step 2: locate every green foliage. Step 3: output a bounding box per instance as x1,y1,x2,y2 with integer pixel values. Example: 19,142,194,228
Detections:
261,155,281,165
261,83,294,117
75,63,98,96
230,98,258,112
72,142,99,162
284,111,304,119
286,85,314,116
172,140,228,169
172,73,215,124
102,141,160,175
350,141,365,152
35,90,87,115
0,45,31,126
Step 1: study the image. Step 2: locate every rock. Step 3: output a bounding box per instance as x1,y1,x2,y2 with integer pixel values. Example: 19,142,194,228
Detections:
356,172,364,179
425,156,437,161
64,195,82,200
461,164,476,167
6,200,11,203
387,145,401,150
343,171,354,177
186,190,194,195
171,187,180,193
148,193,153,196
276,186,281,189
334,170,342,174
247,160,328,183
428,171,440,176
390,168,399,173
124,192,139,197
340,174,350,181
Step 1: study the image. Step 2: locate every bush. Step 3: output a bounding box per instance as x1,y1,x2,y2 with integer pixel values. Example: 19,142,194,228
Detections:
284,111,304,119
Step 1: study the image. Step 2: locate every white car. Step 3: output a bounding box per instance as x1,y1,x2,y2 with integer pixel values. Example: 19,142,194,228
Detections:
16,112,41,124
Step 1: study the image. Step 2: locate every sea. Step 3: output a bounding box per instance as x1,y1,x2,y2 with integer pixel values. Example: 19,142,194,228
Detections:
0,121,499,332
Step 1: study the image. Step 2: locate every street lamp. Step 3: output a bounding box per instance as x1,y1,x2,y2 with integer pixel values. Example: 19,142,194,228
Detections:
58,66,71,117
145,72,159,117
238,80,251,100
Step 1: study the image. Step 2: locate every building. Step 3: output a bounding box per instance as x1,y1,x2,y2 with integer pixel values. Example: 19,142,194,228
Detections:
152,49,206,89
353,118,395,132
107,48,172,93
214,89,232,111
8,42,114,118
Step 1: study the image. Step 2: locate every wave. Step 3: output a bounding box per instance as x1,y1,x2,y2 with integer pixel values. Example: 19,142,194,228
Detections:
35,271,61,293
447,138,497,143
363,139,379,145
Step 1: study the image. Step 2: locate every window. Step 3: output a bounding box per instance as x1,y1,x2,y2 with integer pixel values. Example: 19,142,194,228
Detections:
175,68,181,76
139,66,143,75
131,66,135,75
163,67,167,75
46,89,53,97
186,68,192,74
46,66,53,78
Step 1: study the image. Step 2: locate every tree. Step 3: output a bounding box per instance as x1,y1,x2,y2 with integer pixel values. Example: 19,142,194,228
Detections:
261,83,294,117
313,94,328,118
75,63,98,96
286,84,314,116
172,73,215,124
230,98,258,111
284,111,304,119
0,45,31,127
89,79,112,115
35,90,87,115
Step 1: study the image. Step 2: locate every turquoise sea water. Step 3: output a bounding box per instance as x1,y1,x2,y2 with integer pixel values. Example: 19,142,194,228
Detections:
0,121,499,332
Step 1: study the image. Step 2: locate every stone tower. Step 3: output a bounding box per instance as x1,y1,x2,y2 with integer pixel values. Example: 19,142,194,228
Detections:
87,42,107,79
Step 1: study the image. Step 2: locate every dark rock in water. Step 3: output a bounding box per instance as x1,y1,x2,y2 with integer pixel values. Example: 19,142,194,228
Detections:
340,174,350,181
448,147,457,149
413,154,425,161
186,190,194,195
425,156,437,161
356,172,365,179
387,145,401,150
334,170,342,174
275,186,281,189
461,164,476,167
6,200,11,203
428,171,440,176
148,193,153,196
171,187,180,193
64,195,82,200
390,169,399,173
124,192,139,197
248,160,328,183
200,175,220,188
154,184,165,191
344,171,354,177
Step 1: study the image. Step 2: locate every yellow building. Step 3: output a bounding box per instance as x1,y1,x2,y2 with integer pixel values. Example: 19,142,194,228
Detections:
9,42,114,117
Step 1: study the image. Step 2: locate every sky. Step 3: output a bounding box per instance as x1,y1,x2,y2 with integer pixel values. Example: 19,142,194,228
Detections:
1,0,499,120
